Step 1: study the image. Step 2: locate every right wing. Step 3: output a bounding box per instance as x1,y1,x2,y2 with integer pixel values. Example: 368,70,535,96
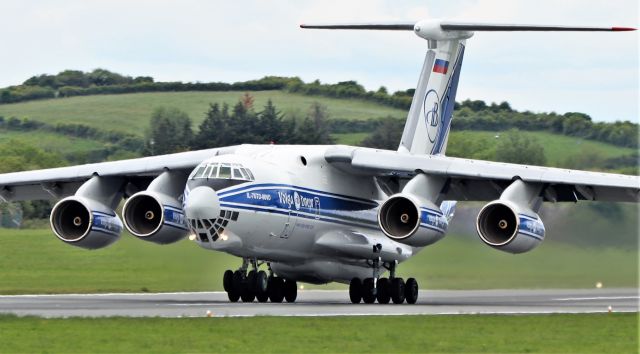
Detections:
325,146,640,203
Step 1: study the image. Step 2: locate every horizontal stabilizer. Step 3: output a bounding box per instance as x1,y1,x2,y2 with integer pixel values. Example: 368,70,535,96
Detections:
300,21,636,32
300,22,414,30
440,23,637,32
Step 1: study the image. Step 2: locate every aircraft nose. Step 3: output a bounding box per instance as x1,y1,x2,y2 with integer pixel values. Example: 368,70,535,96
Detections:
184,186,220,234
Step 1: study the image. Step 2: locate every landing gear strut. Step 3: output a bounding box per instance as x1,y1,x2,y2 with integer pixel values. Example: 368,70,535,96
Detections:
349,259,419,304
223,259,297,303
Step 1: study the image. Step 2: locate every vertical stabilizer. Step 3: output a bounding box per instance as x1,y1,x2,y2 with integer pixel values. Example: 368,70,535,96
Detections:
398,40,465,155
300,19,635,155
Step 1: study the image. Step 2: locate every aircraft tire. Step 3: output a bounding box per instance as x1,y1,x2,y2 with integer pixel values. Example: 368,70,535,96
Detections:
247,270,257,293
223,270,234,292
227,290,240,302
232,270,245,294
256,292,269,303
349,278,362,304
256,270,269,294
405,278,419,304
268,277,285,303
391,278,406,304
284,279,297,303
362,278,376,304
376,278,391,304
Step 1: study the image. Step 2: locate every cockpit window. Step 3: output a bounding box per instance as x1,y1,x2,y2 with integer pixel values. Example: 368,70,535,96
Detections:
190,162,254,181
193,166,207,179
219,165,231,179
208,164,219,178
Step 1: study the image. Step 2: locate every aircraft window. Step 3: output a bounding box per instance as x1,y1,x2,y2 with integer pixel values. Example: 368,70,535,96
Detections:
232,168,242,179
208,164,219,178
193,166,207,179
244,168,255,180
236,168,248,180
219,165,232,179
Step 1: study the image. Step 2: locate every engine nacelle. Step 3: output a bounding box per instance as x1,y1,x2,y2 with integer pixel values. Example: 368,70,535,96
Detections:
122,191,189,244
50,196,123,250
378,193,447,247
476,200,545,254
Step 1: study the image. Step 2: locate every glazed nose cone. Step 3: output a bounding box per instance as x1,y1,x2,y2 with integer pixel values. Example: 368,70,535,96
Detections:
184,186,220,224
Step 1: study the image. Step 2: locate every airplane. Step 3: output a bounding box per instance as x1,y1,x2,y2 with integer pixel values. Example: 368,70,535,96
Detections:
0,20,637,304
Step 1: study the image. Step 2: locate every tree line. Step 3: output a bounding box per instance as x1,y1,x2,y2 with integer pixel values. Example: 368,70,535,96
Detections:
144,95,333,155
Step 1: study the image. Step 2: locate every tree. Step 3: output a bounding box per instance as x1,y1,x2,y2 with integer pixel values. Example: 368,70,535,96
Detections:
494,129,546,165
144,107,193,155
361,117,404,150
294,102,334,144
259,99,293,144
193,103,230,149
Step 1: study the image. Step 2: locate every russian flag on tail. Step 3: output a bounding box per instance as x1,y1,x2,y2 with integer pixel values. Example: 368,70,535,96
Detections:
433,59,449,74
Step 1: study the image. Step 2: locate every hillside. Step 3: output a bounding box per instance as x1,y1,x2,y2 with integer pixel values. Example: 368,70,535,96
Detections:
0,90,636,170
0,91,407,134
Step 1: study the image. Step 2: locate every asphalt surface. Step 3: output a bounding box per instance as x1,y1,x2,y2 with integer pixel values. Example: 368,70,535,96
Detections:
0,288,636,318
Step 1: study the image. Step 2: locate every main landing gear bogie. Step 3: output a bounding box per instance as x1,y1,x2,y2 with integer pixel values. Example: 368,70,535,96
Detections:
349,276,418,304
223,260,297,303
349,258,419,305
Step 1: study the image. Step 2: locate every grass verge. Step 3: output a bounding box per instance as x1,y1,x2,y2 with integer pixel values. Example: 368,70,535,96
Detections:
0,228,636,294
0,313,636,353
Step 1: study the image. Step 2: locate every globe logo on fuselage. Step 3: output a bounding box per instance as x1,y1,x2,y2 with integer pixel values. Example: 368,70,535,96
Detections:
423,89,440,143
293,191,301,210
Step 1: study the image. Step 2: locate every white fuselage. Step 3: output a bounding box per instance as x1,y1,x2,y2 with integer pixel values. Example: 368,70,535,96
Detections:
183,145,445,284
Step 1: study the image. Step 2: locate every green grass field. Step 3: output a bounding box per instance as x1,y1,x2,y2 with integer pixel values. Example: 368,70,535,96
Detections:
0,228,635,294
449,130,637,166
0,129,105,156
0,91,406,134
0,313,636,353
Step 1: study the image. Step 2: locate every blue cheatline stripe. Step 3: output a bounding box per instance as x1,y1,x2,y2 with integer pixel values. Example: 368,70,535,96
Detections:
218,183,379,206
163,205,188,230
219,202,380,231
420,207,443,216
519,213,539,221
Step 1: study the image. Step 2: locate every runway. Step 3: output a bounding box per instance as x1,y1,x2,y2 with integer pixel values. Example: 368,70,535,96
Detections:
0,288,636,318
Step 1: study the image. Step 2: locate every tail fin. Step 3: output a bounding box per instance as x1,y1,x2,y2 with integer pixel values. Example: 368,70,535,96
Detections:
398,39,464,155
301,20,636,155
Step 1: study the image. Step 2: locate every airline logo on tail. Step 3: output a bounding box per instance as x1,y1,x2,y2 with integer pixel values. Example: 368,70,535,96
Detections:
423,89,440,143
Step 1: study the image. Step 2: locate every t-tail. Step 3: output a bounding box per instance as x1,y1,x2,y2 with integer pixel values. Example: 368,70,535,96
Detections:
301,20,635,155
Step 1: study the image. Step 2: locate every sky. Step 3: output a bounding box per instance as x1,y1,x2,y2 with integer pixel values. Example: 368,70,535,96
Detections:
0,0,637,122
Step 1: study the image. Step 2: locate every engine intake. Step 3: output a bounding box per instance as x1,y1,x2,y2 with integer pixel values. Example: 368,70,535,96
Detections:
122,191,189,244
50,197,122,250
378,194,447,247
476,200,545,254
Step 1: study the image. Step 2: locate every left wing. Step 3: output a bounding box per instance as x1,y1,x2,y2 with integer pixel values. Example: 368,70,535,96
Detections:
325,146,639,203
0,147,237,201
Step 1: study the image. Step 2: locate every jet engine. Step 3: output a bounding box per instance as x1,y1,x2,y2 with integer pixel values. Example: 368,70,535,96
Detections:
476,179,545,254
50,176,124,250
378,173,448,247
378,193,447,247
122,171,189,244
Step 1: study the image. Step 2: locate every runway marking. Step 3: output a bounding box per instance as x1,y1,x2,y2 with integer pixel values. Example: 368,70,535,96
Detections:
554,296,639,301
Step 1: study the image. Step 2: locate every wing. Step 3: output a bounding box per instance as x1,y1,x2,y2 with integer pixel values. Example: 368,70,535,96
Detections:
0,146,238,202
325,146,640,203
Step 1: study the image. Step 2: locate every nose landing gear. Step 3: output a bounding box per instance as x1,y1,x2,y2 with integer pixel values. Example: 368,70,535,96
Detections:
223,258,297,303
